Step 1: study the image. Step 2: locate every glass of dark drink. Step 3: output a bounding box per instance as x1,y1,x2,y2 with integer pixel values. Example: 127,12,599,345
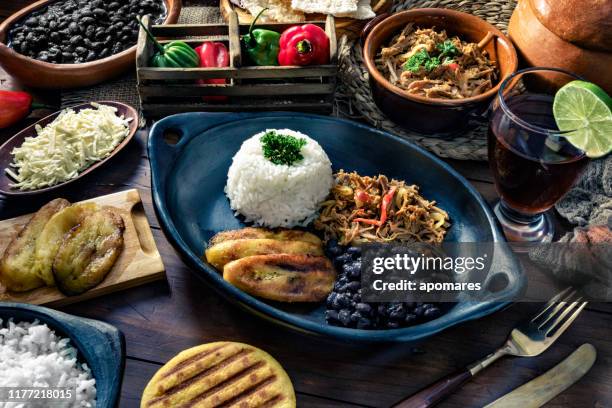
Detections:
488,67,588,243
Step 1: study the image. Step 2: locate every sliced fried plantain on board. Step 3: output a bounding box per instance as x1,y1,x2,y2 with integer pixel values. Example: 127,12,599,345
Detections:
53,207,125,296
0,198,70,292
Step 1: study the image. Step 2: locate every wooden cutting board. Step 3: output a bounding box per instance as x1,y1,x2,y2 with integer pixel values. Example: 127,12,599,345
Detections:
0,189,166,307
220,0,392,39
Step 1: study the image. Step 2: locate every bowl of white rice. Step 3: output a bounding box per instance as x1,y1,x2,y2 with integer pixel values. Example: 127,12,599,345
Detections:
225,128,333,228
0,303,124,408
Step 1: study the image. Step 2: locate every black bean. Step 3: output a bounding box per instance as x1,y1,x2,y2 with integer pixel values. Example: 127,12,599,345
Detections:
85,50,97,61
69,35,83,45
356,303,372,315
334,253,352,268
326,292,336,307
404,313,418,325
69,22,79,33
81,17,95,25
389,304,406,321
347,246,362,257
424,307,441,319
325,310,339,323
336,294,351,308
108,2,120,9
25,17,38,27
414,305,425,317
93,8,107,18
338,309,352,326
75,46,87,55
346,281,360,292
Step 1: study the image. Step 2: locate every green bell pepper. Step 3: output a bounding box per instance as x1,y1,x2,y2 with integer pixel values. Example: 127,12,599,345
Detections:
242,8,280,66
137,18,199,68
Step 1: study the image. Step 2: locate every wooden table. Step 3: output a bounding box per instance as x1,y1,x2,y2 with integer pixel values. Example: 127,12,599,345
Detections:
1,4,611,407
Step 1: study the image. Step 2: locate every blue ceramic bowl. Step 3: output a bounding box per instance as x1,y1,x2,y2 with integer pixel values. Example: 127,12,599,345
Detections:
0,303,124,407
149,112,525,343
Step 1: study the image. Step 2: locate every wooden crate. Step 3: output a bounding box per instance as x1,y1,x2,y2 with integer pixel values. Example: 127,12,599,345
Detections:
136,12,338,117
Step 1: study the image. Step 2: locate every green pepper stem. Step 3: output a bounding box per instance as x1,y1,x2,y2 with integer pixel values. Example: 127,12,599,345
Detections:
296,39,312,55
30,102,56,111
136,17,165,54
248,7,268,42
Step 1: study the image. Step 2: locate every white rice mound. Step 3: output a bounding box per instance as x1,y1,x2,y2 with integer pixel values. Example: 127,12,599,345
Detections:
0,319,97,408
225,129,333,228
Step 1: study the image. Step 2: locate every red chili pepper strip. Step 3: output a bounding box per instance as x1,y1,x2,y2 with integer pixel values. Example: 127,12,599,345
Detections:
353,187,397,227
278,24,330,66
195,42,230,102
0,90,54,129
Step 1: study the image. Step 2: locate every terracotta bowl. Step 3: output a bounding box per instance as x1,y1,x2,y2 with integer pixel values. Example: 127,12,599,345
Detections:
509,0,612,94
362,9,518,135
0,0,181,89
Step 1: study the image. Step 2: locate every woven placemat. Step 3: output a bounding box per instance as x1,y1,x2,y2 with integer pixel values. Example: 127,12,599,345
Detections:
337,0,518,161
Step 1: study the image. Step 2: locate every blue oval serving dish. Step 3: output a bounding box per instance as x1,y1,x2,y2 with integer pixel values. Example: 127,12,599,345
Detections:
149,112,525,343
0,303,125,407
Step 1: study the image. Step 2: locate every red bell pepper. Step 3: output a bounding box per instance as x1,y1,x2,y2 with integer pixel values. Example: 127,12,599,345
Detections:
354,187,397,227
278,24,330,66
195,42,230,102
0,90,53,129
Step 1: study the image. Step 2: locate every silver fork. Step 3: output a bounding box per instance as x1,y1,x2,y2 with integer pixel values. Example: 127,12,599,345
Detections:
393,288,588,408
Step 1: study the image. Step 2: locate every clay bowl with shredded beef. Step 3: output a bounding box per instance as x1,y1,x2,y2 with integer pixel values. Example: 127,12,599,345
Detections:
362,9,517,135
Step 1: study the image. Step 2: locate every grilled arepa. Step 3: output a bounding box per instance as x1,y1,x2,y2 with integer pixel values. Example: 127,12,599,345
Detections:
141,342,296,408
223,254,335,302
205,238,324,270
209,228,321,246
0,198,70,292
53,207,125,296
34,202,99,285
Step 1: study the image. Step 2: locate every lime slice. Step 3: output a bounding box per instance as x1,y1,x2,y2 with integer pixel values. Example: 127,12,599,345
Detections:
553,80,612,158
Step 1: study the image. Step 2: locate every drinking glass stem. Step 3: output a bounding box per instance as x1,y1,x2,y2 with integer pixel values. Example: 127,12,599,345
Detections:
498,200,543,224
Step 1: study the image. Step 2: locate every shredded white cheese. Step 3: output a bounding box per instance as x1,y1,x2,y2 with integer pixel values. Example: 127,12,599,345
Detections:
6,103,131,191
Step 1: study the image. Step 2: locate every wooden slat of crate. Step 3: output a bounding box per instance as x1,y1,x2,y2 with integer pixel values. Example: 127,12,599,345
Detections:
141,101,334,116
138,65,337,80
139,82,335,98
152,24,230,37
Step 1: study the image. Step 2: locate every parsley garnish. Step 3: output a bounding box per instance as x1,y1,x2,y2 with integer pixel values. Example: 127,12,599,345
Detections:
436,40,459,58
404,49,429,73
260,131,307,166
403,40,461,73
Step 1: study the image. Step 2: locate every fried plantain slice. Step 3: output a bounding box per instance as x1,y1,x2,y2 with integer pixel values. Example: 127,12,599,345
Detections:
0,198,70,292
33,202,99,286
209,227,322,246
52,207,125,296
141,342,296,408
223,254,335,302
205,238,324,270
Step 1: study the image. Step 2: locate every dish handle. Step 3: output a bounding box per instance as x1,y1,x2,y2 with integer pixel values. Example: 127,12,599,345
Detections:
480,241,527,303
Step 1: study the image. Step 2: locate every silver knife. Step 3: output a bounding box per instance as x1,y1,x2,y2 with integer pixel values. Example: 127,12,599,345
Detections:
485,344,597,408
